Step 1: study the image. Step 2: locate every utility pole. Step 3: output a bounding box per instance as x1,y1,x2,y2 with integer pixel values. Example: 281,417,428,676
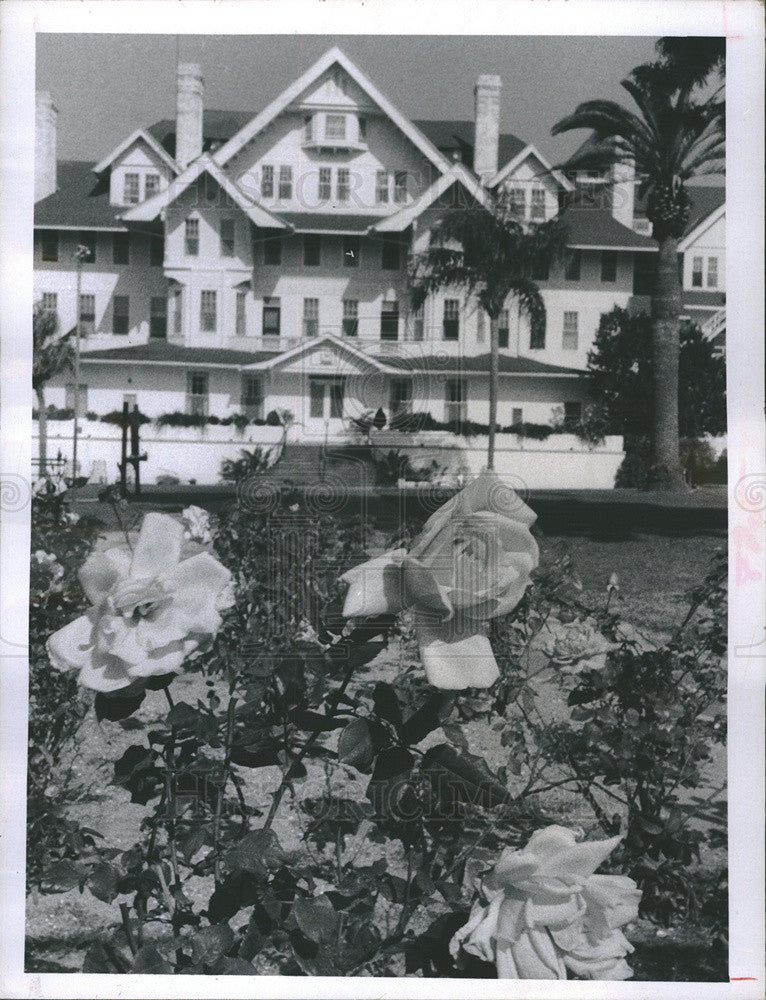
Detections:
72,243,90,482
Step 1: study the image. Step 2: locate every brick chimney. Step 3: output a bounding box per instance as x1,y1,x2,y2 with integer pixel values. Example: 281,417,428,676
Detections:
176,63,204,171
35,92,57,202
473,74,501,183
610,158,636,230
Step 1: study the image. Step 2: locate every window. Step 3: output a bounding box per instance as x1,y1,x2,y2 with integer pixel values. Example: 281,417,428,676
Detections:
498,309,510,349
707,256,719,289
380,300,399,341
318,167,332,202
325,114,346,141
412,304,424,342
113,232,130,265
123,173,140,204
394,171,408,204
509,187,526,218
79,294,96,337
241,375,263,419
278,165,292,200
113,295,129,335
186,372,208,417
530,187,546,220
530,317,545,350
633,253,654,295
264,237,282,265
445,378,466,425
77,233,96,263
381,236,400,270
65,382,88,418
343,235,359,267
376,170,389,204
41,231,59,262
443,299,460,341
337,167,350,202
150,296,167,338
303,233,321,266
565,250,581,281
564,401,582,426
199,290,216,333
512,407,523,427
532,256,549,281
601,250,618,282
309,380,324,419
303,116,313,143
263,297,280,338
329,379,344,418
342,299,358,337
220,219,235,257
172,287,183,336
562,311,579,350
303,298,319,338
358,117,367,141
691,256,704,288
261,165,274,199
144,173,160,199
390,379,412,416
236,290,247,337
185,218,199,256
41,292,57,312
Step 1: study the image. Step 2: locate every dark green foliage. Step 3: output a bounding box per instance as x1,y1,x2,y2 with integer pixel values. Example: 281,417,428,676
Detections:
587,308,726,439
219,446,272,482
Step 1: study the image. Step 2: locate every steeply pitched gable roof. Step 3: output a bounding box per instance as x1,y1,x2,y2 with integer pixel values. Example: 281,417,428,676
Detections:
93,128,179,175
34,161,124,230
212,47,450,173
371,162,491,233
414,120,527,173
147,110,255,158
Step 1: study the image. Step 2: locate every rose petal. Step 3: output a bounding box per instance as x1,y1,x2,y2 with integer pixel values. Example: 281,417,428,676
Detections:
129,513,185,579
505,929,561,979
538,835,623,883
495,941,521,979
341,550,408,618
77,651,135,693
79,546,132,605
582,874,641,933
415,617,499,689
402,556,452,619
47,614,95,673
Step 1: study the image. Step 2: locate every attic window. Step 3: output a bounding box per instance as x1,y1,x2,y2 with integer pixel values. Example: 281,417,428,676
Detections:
325,114,346,141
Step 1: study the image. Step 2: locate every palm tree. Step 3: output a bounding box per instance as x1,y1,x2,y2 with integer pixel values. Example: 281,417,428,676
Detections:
655,36,725,89
408,192,567,469
33,300,73,476
552,60,724,489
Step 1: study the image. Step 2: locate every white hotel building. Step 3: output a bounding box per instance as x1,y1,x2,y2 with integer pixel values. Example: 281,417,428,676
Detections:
34,46,725,443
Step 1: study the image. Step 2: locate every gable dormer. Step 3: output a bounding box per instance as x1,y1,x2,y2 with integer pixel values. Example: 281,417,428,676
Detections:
93,129,178,207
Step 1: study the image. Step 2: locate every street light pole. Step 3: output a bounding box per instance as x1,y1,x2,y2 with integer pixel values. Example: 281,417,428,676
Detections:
72,244,89,482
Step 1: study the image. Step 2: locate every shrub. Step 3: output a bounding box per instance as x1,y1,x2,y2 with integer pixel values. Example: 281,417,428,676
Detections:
219,446,272,482
99,409,152,427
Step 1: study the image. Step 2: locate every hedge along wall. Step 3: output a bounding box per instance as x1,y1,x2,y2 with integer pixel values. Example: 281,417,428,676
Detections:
35,419,625,488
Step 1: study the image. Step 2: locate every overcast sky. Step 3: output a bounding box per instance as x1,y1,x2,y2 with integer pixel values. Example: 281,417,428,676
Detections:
37,34,661,163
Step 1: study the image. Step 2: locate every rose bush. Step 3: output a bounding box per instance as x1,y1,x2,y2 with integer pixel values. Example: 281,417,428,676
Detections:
47,512,234,693
341,470,538,688
450,825,641,980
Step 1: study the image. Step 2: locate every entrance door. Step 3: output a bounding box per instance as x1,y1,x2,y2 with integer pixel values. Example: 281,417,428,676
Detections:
306,377,345,437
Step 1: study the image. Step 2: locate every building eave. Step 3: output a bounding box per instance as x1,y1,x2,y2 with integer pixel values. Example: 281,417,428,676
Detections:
677,202,726,252
93,128,180,176
371,163,491,233
489,144,574,192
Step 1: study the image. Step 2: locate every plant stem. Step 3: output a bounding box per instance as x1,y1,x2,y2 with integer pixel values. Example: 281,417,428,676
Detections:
213,696,237,884
119,902,138,956
263,658,357,830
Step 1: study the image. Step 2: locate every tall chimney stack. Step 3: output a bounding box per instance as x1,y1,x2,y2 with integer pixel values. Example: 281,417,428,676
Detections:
176,63,204,171
610,158,636,230
35,92,58,202
473,74,501,183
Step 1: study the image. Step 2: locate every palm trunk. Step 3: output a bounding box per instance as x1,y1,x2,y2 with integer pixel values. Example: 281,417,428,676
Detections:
650,235,685,490
487,317,499,470
36,386,47,477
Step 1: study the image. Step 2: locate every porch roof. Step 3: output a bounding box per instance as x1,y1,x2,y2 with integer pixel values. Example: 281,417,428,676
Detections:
275,212,382,234
559,207,657,251
81,341,275,367
682,290,726,308
378,353,583,376
35,161,124,231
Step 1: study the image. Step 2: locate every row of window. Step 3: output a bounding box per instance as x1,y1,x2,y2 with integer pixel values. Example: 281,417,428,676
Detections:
507,185,547,221
259,164,409,204
39,230,163,266
122,171,161,206
40,286,583,350
691,255,719,289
